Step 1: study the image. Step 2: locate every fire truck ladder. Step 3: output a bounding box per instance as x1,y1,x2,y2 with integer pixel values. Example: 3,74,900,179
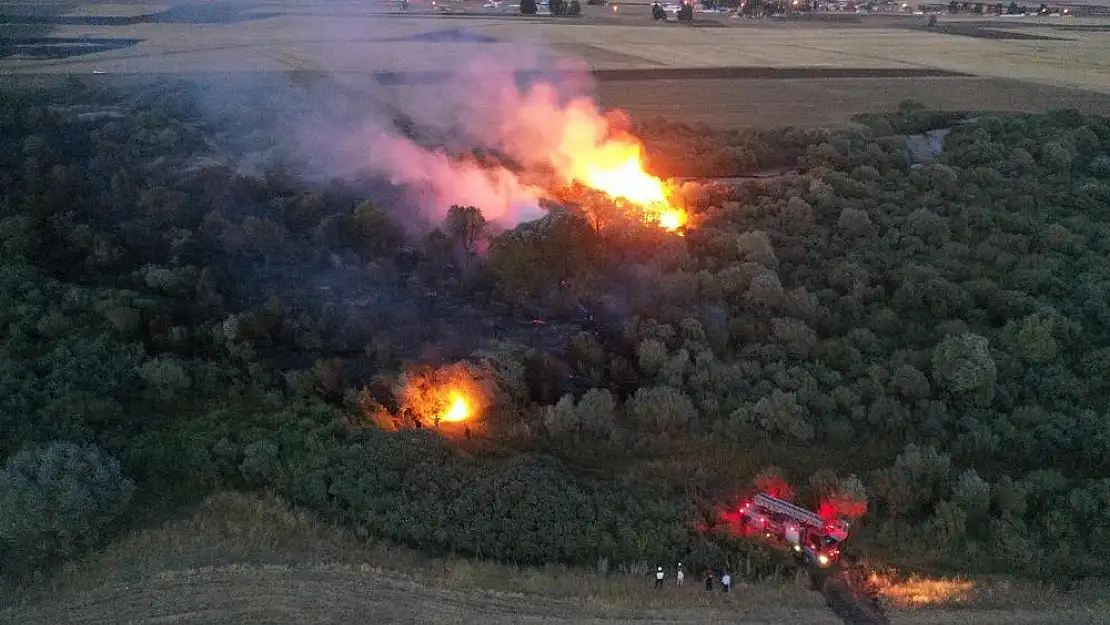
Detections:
752,493,825,529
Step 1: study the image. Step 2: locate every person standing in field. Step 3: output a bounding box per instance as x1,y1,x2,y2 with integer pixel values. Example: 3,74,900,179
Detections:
704,570,714,591
677,566,685,587
721,571,732,592
655,566,665,589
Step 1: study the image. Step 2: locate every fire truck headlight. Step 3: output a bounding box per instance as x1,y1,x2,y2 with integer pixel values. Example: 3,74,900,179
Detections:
793,544,801,552
818,554,830,566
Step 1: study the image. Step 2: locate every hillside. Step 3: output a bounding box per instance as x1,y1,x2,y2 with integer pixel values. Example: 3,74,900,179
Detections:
2,493,1104,625
4,77,1110,622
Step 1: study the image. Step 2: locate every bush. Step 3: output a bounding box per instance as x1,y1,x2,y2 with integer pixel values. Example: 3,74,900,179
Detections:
0,442,135,575
932,333,997,403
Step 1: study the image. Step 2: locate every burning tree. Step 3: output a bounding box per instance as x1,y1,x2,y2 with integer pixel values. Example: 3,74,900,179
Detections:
363,61,692,235
566,146,688,233
558,184,687,236
543,130,688,235
395,363,492,431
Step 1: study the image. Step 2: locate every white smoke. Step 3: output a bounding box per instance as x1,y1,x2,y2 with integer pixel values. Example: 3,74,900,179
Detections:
194,11,627,229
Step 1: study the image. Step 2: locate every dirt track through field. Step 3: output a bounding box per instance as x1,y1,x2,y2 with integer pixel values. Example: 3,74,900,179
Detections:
3,564,843,625
5,563,1107,625
369,66,968,85
3,489,1106,625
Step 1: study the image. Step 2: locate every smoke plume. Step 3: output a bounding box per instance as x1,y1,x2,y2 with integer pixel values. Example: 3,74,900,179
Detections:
201,13,628,230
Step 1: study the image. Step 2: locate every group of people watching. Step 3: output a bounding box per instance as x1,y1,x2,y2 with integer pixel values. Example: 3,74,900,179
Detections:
654,563,732,591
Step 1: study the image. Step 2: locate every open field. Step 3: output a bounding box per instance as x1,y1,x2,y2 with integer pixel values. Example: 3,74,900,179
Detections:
4,1,1110,127
593,75,1110,128
2,493,1108,625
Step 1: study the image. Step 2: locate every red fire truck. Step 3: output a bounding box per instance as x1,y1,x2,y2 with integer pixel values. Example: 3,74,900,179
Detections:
738,492,851,568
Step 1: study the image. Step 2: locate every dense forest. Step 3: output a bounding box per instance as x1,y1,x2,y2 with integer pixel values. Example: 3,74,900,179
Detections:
2,79,1109,584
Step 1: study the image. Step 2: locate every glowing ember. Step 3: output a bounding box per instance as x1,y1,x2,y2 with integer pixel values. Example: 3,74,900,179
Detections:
441,391,472,423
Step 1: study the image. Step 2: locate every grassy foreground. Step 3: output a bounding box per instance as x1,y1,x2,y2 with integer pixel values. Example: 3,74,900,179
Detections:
1,492,1106,625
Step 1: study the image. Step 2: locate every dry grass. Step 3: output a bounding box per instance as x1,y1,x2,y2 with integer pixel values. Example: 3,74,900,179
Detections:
870,571,977,607
2,492,1109,624
866,568,1110,625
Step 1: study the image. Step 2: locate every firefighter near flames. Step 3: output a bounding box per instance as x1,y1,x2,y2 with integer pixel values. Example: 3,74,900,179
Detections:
400,366,487,430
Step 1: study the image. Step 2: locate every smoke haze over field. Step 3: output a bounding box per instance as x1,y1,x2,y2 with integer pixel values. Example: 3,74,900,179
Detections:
157,4,695,366
147,7,651,366
186,9,624,229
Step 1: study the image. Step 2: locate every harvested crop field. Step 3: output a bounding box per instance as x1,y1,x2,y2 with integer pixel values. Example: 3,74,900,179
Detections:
5,1,1110,131
2,493,1106,625
595,74,1110,128
7,564,1107,625
4,565,846,625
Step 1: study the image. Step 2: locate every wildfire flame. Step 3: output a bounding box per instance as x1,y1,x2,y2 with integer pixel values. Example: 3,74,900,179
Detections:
397,364,486,430
343,60,691,234
440,391,471,423
544,101,688,233
570,148,687,232
869,572,976,607
658,209,687,230
574,146,665,207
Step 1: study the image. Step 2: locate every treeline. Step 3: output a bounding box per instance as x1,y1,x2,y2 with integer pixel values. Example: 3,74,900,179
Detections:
2,81,1110,582
517,103,1110,578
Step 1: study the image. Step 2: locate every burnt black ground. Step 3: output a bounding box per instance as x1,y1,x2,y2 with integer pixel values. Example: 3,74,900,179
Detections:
809,563,891,625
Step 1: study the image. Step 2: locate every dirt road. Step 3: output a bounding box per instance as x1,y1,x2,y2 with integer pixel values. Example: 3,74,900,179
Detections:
6,563,1105,625
3,564,843,625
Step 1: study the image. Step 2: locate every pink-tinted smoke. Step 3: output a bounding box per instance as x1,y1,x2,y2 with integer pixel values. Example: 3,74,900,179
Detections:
441,57,638,184
305,47,656,230
371,131,545,224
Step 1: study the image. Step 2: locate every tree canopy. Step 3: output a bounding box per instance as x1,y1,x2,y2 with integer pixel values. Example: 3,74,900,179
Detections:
2,83,1110,581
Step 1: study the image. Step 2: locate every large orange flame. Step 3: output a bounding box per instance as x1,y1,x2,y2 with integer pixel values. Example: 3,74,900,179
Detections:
573,145,666,206
571,149,687,232
440,391,472,423
551,104,687,232
658,208,688,231
398,364,485,429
